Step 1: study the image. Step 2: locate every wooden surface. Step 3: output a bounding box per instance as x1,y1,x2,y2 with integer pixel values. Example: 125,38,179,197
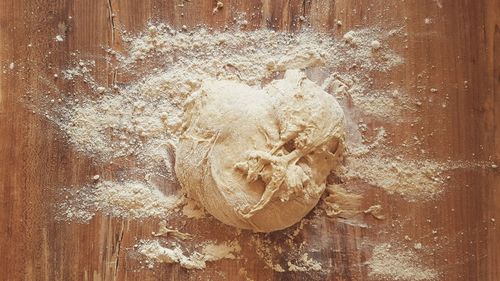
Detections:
0,0,499,280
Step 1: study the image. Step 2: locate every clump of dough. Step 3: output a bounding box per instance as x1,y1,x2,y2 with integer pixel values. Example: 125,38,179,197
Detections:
175,70,345,232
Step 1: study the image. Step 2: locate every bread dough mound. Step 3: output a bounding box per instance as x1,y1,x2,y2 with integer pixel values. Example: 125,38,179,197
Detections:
175,70,345,232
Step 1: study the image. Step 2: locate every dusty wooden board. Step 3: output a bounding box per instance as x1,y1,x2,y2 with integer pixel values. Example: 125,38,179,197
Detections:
0,0,498,280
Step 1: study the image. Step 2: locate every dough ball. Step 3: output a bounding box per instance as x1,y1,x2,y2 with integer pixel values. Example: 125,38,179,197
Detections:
175,70,345,232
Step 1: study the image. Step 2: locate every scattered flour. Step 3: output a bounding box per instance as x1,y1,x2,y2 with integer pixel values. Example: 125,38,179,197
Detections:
287,253,323,272
251,234,323,273
137,239,241,269
341,152,494,200
44,24,405,164
50,23,416,224
57,181,180,222
367,243,438,280
41,20,467,277
59,92,181,161
50,24,403,166
251,236,285,272
342,154,447,200
327,72,415,120
336,28,402,71
62,60,95,80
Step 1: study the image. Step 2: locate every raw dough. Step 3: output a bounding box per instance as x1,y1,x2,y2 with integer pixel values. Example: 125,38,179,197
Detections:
175,70,345,232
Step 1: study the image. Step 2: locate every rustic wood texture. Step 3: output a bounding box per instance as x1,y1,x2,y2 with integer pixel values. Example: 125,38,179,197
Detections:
0,0,499,280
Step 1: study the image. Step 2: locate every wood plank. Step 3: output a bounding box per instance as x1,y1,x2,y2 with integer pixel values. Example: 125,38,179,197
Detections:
0,0,498,280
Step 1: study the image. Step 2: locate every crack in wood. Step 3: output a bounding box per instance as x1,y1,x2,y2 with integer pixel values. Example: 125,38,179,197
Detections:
113,222,125,281
106,0,115,45
106,0,118,86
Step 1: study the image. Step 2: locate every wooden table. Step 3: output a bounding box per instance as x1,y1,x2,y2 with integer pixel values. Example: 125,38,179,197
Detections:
0,0,498,280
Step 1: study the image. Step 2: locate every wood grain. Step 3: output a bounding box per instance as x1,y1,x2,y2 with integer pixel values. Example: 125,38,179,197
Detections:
0,0,499,280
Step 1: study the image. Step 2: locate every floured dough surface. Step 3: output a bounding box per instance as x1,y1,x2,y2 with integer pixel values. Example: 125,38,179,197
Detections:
175,70,345,232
